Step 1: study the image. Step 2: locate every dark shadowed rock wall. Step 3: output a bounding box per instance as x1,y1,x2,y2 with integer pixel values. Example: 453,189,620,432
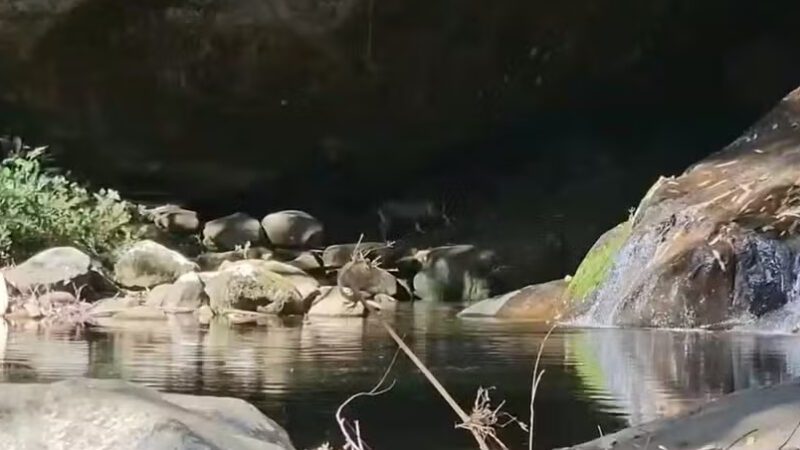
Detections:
2,0,800,287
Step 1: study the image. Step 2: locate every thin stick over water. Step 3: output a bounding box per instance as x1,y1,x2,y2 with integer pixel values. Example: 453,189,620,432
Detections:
530,325,556,450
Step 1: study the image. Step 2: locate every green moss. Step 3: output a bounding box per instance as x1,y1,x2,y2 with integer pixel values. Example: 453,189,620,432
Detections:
567,221,631,302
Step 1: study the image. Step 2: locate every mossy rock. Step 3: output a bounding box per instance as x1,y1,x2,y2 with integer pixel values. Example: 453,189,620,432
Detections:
205,262,301,313
566,221,631,302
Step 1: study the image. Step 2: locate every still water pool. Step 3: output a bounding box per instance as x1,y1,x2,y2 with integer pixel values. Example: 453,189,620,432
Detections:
1,303,799,450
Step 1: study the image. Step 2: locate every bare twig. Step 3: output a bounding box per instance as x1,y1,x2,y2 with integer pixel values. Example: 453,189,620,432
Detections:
779,419,800,449
724,428,758,450
354,293,492,450
336,349,401,450
458,387,526,450
530,325,556,450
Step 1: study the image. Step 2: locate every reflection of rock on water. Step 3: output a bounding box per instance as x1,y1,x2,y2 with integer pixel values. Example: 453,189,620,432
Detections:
566,329,800,426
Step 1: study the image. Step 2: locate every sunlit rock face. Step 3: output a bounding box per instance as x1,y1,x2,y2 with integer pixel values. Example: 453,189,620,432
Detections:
572,87,800,328
3,0,800,287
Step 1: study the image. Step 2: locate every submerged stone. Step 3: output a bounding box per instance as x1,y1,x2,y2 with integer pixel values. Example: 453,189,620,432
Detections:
459,279,567,320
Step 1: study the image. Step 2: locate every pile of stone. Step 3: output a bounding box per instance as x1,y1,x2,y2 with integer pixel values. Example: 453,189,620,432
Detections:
0,208,503,326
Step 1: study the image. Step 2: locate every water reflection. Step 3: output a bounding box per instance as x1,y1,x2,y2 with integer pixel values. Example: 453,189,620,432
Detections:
565,328,800,426
1,309,800,449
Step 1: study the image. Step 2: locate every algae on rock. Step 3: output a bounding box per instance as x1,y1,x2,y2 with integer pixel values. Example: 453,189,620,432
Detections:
566,221,631,302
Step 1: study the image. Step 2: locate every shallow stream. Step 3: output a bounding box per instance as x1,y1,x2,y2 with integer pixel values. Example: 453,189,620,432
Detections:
2,303,799,449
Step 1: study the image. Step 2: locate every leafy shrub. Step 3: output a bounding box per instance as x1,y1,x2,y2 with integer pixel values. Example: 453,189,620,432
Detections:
0,149,141,264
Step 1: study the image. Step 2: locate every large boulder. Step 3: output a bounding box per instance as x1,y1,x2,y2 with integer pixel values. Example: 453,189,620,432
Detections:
459,279,568,320
195,247,273,271
562,380,800,450
205,260,302,314
220,259,319,298
114,240,197,288
144,204,200,234
261,210,324,249
570,86,800,328
145,272,207,312
0,378,295,450
203,213,265,251
337,259,397,297
412,245,496,302
3,247,114,300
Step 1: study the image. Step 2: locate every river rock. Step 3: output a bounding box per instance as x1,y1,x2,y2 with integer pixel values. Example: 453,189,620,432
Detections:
146,272,207,312
195,247,273,271
145,204,200,234
112,305,168,320
261,210,324,249
205,260,302,313
285,251,323,272
562,380,800,450
459,279,567,319
322,242,396,268
3,247,114,300
90,296,143,318
114,240,197,288
203,212,265,251
308,286,365,317
0,378,296,450
337,259,397,297
220,260,319,298
569,86,800,327
412,245,496,302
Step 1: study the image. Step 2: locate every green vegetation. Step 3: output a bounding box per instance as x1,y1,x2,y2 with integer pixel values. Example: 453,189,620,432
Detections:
0,149,141,264
566,221,631,302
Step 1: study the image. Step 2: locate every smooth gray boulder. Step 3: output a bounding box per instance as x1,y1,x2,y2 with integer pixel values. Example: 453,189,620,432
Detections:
145,273,207,312
261,210,324,249
562,380,800,450
195,247,273,271
0,378,295,450
145,204,201,234
458,279,567,320
114,240,197,288
203,213,265,251
3,247,113,299
412,245,496,302
337,260,397,297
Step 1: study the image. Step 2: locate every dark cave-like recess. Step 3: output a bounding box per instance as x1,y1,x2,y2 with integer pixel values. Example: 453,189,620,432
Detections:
2,0,800,287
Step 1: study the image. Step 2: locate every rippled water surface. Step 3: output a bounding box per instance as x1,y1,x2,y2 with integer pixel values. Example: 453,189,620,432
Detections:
2,303,800,449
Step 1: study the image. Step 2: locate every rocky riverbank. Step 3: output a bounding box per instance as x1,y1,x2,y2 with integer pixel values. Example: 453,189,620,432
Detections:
562,379,800,449
0,202,506,326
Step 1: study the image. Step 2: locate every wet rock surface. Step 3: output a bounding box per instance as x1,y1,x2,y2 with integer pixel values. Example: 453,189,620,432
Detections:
459,279,567,320
202,213,265,251
205,260,302,313
3,247,114,300
570,87,800,328
563,380,800,450
114,240,197,288
261,210,324,249
0,378,296,450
